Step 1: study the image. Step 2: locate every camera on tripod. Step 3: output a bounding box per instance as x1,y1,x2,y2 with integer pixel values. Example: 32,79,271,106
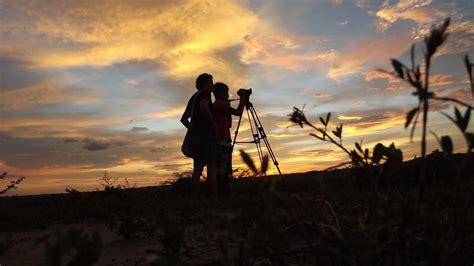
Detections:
237,88,252,98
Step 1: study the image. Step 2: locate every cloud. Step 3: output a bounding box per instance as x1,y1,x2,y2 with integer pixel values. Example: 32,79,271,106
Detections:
63,138,79,143
373,0,449,32
131,126,149,132
327,29,413,80
430,74,457,87
240,34,336,73
364,70,400,83
312,92,333,99
125,79,138,86
0,0,259,83
338,115,363,120
298,87,312,96
0,80,101,111
82,139,111,151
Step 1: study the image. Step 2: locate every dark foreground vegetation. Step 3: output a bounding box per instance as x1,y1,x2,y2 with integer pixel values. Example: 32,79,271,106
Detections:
1,153,474,265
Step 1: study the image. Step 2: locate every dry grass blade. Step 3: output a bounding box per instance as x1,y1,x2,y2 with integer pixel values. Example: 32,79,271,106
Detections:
240,149,258,174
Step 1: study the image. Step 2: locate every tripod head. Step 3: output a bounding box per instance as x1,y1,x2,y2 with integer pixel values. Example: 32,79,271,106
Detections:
237,88,252,98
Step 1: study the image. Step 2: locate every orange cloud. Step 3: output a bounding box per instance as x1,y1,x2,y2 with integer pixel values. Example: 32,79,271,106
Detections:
0,80,101,111
327,30,412,81
0,0,259,85
312,92,332,99
374,0,449,32
364,70,400,83
430,74,457,87
338,115,363,120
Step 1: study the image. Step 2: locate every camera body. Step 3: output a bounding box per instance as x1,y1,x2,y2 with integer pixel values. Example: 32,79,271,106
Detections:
237,88,252,98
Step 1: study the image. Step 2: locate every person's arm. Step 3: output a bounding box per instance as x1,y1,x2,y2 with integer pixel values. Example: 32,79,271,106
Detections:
180,101,192,129
230,95,247,116
200,98,218,135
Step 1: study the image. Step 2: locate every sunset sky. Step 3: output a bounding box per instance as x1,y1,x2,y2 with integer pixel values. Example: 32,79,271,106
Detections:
1,0,473,195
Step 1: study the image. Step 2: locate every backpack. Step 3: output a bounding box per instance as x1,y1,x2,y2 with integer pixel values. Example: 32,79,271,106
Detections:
181,92,200,158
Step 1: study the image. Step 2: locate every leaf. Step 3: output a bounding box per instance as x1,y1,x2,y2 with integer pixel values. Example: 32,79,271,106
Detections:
462,107,471,132
355,142,363,153
425,18,450,57
465,54,473,97
261,155,269,175
332,125,343,138
441,111,457,129
410,44,415,70
386,148,403,169
431,132,453,155
319,116,326,126
326,112,331,125
454,107,463,128
372,143,385,164
465,132,474,150
405,107,419,128
239,150,258,174
410,107,421,142
288,107,306,128
310,133,324,140
391,59,405,79
349,150,363,166
440,136,453,154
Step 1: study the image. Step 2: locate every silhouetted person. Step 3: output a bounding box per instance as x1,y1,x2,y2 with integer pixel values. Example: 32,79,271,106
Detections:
181,73,218,198
212,82,247,195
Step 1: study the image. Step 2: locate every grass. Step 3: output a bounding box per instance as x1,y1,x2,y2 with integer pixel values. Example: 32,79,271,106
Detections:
1,153,473,265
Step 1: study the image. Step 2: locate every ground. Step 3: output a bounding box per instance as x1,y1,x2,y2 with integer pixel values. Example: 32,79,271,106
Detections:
1,153,473,265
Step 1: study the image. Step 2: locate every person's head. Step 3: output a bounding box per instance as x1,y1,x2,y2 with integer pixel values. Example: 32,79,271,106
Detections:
195,73,213,92
213,82,229,101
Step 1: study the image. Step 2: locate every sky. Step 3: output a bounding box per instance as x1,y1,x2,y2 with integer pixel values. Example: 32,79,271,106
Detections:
1,0,473,195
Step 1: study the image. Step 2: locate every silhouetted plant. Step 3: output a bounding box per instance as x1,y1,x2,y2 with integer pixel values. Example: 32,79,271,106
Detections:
99,170,120,190
440,107,473,153
232,167,253,178
288,109,403,171
122,177,137,189
379,17,473,200
65,186,79,194
239,149,269,177
45,227,102,266
0,172,25,194
98,171,136,191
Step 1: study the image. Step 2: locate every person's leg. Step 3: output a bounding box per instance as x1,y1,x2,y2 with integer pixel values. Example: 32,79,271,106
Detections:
207,162,217,199
192,160,204,195
216,144,227,196
223,150,232,194
205,136,219,199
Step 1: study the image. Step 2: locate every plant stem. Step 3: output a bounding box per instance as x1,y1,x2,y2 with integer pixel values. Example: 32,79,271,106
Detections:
419,57,431,203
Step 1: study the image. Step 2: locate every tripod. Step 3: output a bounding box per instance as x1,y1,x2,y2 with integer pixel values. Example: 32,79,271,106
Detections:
232,101,282,175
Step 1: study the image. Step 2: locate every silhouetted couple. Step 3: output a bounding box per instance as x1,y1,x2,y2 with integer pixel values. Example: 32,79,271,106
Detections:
181,73,247,198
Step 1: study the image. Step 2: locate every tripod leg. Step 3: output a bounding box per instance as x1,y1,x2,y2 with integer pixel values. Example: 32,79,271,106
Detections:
248,105,282,175
231,109,244,151
246,106,264,166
